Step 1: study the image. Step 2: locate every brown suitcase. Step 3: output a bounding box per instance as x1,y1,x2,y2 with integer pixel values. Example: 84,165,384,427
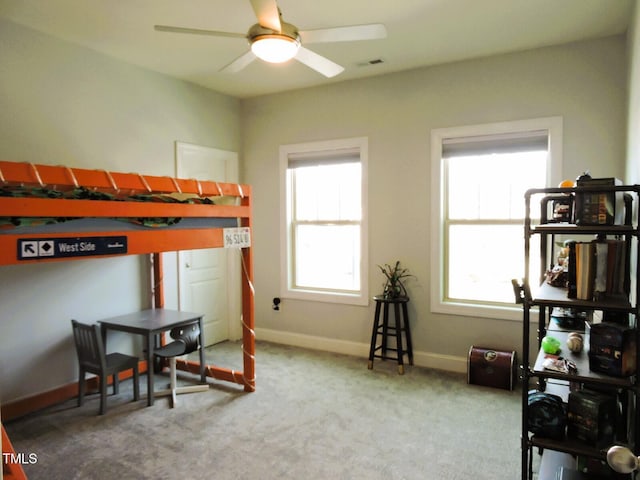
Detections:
467,346,517,390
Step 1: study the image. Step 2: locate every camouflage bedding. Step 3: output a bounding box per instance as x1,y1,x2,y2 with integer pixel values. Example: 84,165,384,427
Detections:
0,186,216,229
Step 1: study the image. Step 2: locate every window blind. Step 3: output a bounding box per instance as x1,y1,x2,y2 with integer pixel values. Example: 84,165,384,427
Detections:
288,147,360,168
442,130,548,158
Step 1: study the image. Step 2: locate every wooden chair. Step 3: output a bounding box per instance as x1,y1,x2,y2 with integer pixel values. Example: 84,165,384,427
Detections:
70,319,140,415
154,323,209,407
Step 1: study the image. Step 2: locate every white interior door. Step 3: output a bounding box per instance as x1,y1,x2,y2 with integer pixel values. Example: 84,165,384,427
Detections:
176,142,240,346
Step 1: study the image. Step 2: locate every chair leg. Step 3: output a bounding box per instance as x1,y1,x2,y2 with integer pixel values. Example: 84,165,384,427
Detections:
394,302,405,375
133,366,140,402
78,368,85,407
170,358,177,408
368,301,382,369
113,371,120,395
401,302,414,366
99,375,107,415
154,357,208,407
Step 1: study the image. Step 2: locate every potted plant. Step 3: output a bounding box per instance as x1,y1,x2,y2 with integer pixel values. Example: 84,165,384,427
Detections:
378,261,413,299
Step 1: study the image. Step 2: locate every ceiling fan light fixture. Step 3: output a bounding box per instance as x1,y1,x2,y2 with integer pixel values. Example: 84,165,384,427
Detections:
251,34,300,63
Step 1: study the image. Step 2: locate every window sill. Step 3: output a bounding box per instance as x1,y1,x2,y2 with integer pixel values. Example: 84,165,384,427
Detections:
283,289,369,306
431,300,534,322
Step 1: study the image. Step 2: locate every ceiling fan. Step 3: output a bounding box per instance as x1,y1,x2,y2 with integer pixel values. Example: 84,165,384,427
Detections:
154,0,387,78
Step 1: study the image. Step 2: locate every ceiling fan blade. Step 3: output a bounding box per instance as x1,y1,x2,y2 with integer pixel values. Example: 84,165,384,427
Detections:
220,50,257,74
294,46,344,78
154,25,245,39
249,0,282,32
300,24,387,44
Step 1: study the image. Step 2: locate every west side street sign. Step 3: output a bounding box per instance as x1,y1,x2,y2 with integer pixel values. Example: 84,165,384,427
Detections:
17,236,128,260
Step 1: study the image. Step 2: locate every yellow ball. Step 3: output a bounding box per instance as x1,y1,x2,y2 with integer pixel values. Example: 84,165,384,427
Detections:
559,179,575,188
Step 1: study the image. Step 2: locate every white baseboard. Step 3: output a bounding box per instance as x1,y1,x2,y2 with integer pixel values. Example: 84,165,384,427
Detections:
254,327,468,374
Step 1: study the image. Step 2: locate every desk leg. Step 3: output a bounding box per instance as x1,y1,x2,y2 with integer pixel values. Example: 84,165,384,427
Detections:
146,334,155,406
198,317,206,383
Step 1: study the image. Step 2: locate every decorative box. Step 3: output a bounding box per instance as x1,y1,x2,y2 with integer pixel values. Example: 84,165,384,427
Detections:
567,389,616,447
574,176,623,226
467,346,517,390
589,322,636,377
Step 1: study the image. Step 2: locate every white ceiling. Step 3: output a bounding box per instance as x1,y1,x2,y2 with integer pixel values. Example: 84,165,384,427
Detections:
0,0,634,99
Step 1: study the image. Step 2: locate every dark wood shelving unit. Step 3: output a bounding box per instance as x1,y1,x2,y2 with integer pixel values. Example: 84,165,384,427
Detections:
520,184,640,480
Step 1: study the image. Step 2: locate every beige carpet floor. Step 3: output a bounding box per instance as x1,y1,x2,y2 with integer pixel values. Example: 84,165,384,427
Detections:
5,341,523,479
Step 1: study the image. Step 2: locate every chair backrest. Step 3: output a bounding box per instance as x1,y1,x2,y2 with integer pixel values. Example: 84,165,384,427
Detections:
71,319,106,372
169,323,201,355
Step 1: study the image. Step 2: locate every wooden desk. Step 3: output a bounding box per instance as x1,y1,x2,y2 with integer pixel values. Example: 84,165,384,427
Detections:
99,309,206,406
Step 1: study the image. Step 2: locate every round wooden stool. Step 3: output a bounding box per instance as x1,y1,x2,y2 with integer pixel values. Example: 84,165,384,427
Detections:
367,295,413,374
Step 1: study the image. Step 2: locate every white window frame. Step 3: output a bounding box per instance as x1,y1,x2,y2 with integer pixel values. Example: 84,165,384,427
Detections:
430,117,563,321
280,137,369,305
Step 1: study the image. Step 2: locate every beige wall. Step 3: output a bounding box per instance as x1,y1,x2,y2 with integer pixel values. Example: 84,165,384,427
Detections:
0,20,632,404
242,35,628,370
0,20,240,403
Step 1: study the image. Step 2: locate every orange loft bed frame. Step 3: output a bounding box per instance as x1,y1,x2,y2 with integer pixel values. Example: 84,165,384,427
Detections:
0,160,255,394
2,423,27,480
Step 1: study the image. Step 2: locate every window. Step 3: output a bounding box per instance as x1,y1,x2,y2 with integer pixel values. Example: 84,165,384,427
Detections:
280,137,368,305
431,117,562,320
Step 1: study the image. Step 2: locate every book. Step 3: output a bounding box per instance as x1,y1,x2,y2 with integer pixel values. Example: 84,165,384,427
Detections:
567,239,626,301
607,239,626,295
606,239,619,294
567,241,577,299
593,240,608,299
575,242,594,300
